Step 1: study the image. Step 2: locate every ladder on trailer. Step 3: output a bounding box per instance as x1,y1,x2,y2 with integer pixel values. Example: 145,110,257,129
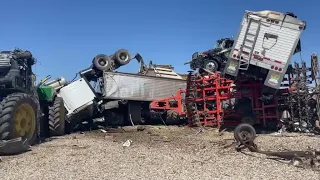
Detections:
238,17,261,70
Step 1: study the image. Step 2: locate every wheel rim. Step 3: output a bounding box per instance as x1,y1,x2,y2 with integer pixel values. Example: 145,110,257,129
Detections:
239,131,251,142
119,53,129,61
98,58,107,66
13,103,36,138
206,62,216,71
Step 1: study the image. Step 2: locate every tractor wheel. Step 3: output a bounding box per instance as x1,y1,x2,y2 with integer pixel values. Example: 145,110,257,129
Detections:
48,97,67,136
114,49,131,65
93,54,112,71
204,59,219,72
0,93,40,145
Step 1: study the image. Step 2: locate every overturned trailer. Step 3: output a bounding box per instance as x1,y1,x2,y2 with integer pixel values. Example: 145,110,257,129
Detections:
101,71,186,125
224,10,306,92
103,71,186,101
54,51,187,128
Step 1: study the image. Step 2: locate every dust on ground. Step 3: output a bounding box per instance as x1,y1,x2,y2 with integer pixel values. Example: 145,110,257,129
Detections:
0,125,320,180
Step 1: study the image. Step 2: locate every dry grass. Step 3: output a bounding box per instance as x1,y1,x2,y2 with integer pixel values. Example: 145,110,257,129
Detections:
0,126,320,180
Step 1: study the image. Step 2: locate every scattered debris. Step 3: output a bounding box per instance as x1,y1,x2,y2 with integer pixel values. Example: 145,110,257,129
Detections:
162,136,171,142
137,126,146,131
0,137,31,155
123,139,133,147
195,127,205,135
99,129,107,133
218,128,227,136
234,123,320,170
71,144,90,150
278,56,320,134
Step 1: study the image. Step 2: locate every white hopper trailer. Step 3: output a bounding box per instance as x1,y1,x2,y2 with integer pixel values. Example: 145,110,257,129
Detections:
224,10,306,91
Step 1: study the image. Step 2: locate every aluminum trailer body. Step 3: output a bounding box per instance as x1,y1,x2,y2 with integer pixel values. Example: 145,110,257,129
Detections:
224,10,306,90
103,71,187,101
56,71,187,126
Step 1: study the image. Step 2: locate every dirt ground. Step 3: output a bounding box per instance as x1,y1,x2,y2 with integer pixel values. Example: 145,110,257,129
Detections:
1,125,320,180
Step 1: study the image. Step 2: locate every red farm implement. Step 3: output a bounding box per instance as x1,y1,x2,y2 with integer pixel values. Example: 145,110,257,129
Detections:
150,70,282,129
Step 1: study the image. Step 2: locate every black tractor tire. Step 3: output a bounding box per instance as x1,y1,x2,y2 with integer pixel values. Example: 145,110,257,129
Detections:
165,110,180,125
48,97,67,136
0,93,40,145
234,123,256,143
113,49,131,65
93,54,112,71
204,59,219,72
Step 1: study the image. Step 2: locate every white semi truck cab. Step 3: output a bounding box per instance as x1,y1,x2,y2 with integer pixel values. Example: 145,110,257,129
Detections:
224,10,306,90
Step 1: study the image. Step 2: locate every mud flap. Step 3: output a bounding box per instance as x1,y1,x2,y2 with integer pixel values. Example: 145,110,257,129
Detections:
264,70,285,90
0,137,31,155
224,59,239,77
128,101,142,124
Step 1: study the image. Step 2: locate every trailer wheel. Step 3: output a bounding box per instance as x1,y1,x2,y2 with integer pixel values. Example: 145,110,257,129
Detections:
48,97,66,136
204,59,219,72
165,110,180,125
93,54,112,71
234,123,256,144
114,49,131,65
0,93,40,145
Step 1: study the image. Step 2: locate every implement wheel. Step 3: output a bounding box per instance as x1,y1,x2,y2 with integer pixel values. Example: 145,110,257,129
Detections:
48,97,67,136
0,93,40,145
234,123,256,144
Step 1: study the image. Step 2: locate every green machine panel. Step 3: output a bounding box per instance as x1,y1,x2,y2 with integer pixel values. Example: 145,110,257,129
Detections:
37,85,54,101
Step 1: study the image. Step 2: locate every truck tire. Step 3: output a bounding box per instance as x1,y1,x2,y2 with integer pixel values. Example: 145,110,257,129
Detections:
48,97,66,136
0,93,40,146
114,49,131,65
204,59,219,72
93,54,112,71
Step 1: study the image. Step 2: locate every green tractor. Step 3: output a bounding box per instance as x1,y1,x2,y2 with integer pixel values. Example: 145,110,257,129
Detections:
0,49,66,154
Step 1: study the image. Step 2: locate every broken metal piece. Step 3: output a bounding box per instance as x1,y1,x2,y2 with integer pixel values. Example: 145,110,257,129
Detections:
234,123,320,170
0,137,31,155
279,57,320,134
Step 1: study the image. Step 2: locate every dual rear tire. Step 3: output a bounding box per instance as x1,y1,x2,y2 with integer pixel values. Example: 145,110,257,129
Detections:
92,49,131,71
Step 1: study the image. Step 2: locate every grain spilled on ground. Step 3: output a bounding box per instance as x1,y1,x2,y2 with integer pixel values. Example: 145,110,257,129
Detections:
0,126,320,180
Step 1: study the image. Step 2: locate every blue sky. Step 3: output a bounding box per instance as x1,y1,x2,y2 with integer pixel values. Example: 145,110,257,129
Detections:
0,0,319,81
